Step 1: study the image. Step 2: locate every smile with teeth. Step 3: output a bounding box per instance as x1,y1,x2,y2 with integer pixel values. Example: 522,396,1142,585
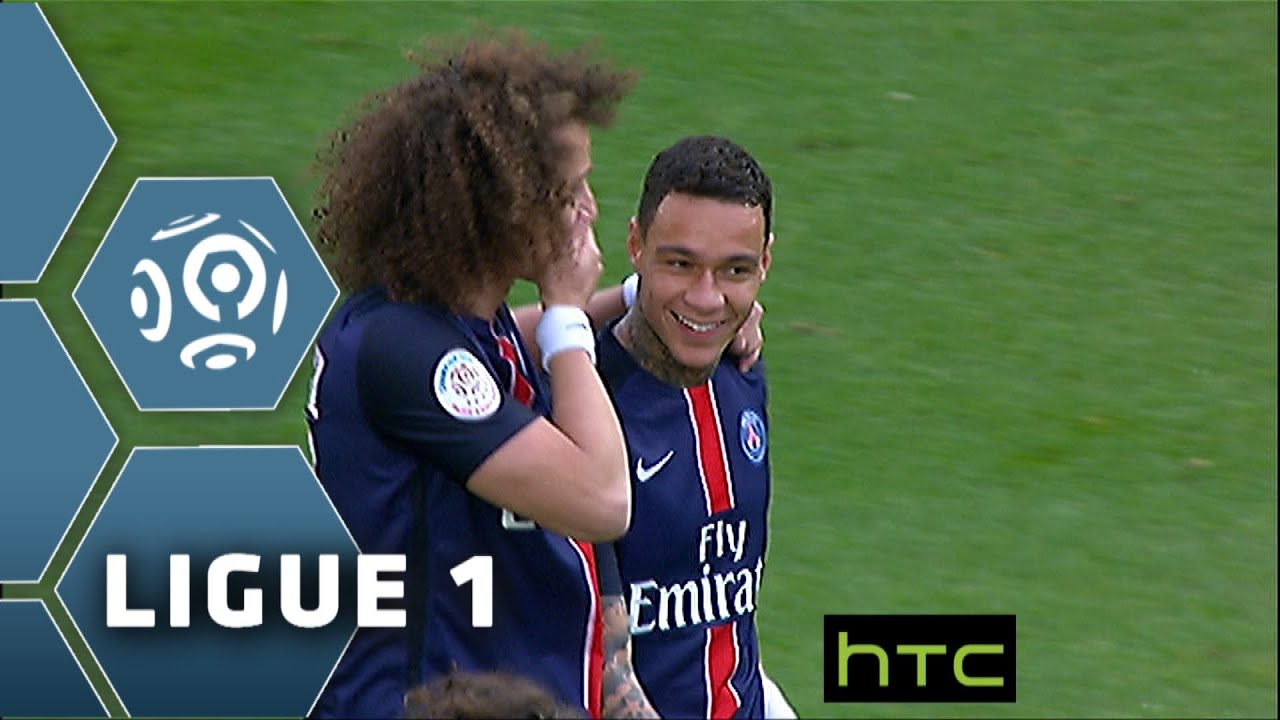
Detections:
672,311,724,334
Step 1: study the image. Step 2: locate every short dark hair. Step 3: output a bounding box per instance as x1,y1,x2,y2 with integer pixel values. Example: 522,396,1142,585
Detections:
635,135,772,240
312,29,636,310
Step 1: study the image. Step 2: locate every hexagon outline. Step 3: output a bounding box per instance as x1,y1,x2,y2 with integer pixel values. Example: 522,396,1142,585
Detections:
51,445,141,717
54,444,360,718
0,4,118,285
306,463,365,719
0,597,110,717
307,607,360,718
72,176,340,412
0,297,119,584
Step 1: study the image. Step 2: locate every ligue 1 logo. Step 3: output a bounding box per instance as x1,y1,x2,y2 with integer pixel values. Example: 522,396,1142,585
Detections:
76,177,337,411
130,212,288,371
434,348,502,421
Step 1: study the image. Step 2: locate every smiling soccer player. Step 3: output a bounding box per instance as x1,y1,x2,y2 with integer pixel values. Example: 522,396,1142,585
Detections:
597,136,796,719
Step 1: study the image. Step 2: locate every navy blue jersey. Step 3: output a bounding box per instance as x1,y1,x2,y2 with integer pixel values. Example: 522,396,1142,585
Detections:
307,288,605,719
597,322,771,719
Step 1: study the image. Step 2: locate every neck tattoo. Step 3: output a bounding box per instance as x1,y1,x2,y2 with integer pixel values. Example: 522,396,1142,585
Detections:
615,307,716,388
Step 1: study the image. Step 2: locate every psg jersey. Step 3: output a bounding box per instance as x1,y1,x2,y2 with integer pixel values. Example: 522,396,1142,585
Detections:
307,288,605,719
597,321,771,719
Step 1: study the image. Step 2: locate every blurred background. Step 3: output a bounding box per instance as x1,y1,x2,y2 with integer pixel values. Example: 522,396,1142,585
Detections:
3,1,1275,717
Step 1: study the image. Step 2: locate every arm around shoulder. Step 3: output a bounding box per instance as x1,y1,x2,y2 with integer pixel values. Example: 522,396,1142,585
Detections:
511,282,628,363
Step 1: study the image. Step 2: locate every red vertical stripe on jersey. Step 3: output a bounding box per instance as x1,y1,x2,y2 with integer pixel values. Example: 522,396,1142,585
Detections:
496,335,535,406
687,383,734,515
500,332,598,714
571,540,605,719
706,622,741,718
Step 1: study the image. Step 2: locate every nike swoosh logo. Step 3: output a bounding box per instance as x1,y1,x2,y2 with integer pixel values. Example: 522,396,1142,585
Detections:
635,450,675,483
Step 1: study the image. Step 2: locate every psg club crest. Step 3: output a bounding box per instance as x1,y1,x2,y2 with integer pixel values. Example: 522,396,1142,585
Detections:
739,408,767,465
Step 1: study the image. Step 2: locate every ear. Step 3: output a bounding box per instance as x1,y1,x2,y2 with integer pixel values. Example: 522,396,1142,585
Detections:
760,232,774,281
627,217,644,271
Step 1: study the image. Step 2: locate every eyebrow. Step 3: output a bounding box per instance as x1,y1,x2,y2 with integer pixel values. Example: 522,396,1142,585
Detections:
652,245,759,265
566,164,591,186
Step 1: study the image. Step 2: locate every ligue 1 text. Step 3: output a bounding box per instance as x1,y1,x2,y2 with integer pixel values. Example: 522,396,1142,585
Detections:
105,553,496,629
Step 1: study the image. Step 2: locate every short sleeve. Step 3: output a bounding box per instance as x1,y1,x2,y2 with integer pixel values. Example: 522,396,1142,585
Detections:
356,307,539,484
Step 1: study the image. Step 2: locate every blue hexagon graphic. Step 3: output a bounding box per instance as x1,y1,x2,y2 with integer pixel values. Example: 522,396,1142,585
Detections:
0,299,117,582
0,4,115,283
57,446,359,718
0,599,107,717
75,178,338,410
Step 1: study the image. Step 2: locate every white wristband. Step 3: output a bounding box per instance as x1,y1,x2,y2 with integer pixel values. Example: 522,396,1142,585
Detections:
621,273,639,310
537,305,596,371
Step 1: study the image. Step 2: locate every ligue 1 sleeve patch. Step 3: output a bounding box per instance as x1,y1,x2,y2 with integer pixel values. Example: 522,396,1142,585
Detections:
739,408,767,464
433,348,501,421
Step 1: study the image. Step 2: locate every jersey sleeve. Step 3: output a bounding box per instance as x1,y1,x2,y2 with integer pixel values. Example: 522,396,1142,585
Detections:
356,307,539,484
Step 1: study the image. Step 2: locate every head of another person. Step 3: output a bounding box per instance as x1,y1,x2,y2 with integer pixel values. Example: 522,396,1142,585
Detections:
403,670,588,719
627,136,774,373
312,29,636,311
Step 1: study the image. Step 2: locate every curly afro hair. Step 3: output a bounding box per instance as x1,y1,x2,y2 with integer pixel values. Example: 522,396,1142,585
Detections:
312,29,636,310
403,670,587,719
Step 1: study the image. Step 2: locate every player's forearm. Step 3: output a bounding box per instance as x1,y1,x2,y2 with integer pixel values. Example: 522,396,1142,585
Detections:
584,284,627,328
601,594,660,719
513,284,627,361
546,350,630,536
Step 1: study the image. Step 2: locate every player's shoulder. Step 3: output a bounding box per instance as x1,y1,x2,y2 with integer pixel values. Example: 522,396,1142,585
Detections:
362,295,455,332
327,288,455,336
357,296,470,354
341,293,490,394
743,354,768,381
596,318,645,391
353,297,511,428
714,353,768,391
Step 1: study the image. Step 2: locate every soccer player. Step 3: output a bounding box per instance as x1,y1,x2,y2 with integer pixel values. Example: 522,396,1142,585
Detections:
597,136,797,718
305,31,641,719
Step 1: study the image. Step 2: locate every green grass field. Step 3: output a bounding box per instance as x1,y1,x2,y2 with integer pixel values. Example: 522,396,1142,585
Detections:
2,1,1275,717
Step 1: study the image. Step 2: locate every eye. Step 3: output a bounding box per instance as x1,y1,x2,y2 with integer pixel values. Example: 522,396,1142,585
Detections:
666,258,691,270
560,178,586,204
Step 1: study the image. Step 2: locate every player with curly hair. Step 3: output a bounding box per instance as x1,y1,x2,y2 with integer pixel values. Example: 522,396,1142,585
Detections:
305,30,641,719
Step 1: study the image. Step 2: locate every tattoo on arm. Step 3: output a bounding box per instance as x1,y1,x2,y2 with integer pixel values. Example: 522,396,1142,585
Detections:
601,594,659,719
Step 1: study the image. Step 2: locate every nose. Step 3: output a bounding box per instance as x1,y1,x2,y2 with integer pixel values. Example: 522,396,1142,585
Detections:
684,269,724,313
578,182,599,224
